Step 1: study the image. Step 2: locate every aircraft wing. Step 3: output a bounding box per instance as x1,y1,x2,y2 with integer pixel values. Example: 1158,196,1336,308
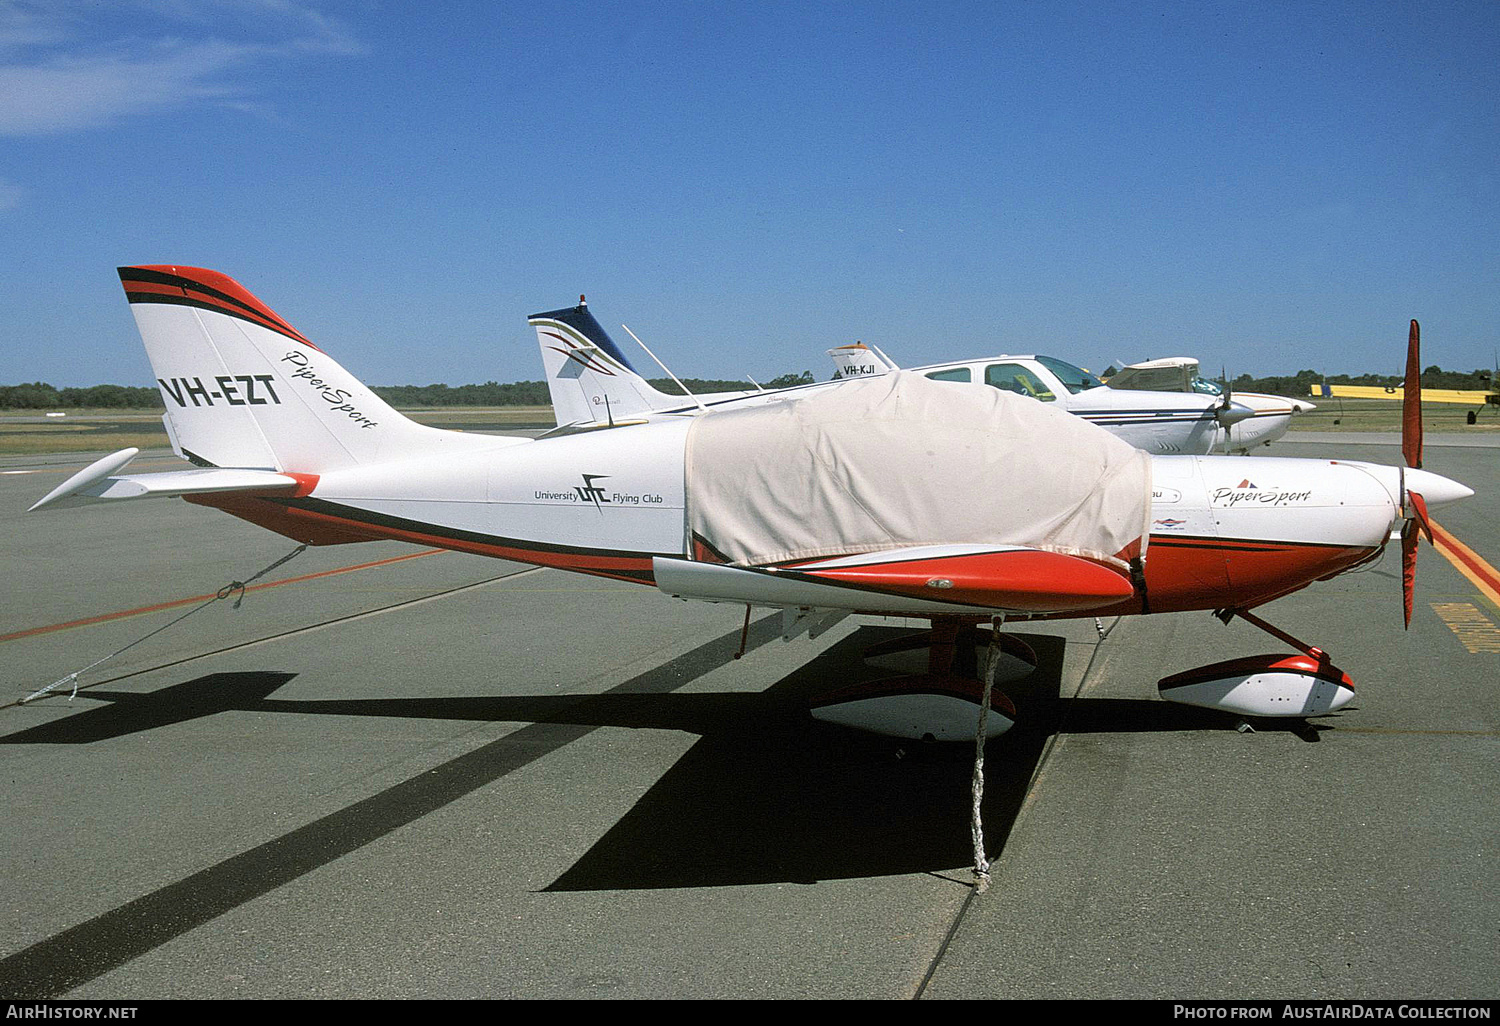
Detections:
1319,384,1495,405
28,448,309,512
655,544,1135,616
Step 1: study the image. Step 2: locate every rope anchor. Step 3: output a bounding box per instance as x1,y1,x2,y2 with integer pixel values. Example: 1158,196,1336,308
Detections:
20,543,309,704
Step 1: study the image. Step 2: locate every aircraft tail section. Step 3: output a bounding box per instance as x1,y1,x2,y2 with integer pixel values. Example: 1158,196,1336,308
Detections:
119,266,490,472
827,342,898,379
529,298,686,426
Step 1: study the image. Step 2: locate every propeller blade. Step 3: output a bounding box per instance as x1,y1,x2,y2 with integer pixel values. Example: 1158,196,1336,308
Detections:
1408,489,1434,545
1220,365,1230,454
1401,518,1418,630
1403,319,1422,469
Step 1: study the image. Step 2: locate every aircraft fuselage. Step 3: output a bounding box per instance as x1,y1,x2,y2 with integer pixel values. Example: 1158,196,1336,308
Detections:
192,420,1455,620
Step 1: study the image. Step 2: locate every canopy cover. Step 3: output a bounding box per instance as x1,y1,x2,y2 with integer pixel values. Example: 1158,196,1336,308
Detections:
685,372,1153,569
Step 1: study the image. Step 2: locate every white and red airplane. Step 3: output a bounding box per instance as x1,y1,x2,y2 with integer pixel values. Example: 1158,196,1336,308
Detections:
30,268,1473,741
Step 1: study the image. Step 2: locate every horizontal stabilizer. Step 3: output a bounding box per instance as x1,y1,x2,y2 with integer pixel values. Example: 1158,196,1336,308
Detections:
29,447,309,511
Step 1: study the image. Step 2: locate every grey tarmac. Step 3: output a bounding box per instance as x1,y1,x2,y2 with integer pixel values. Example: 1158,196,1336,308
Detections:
0,435,1495,1000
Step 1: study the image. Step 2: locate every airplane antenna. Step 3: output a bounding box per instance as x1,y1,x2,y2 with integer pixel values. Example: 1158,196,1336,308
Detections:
745,374,766,391
622,324,707,412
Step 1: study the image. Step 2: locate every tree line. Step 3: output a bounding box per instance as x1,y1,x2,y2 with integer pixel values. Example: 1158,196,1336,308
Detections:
1225,367,1494,395
0,367,1489,410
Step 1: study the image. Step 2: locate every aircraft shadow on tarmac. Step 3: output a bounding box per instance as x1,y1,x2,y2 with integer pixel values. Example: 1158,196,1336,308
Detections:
538,630,1334,890
1,623,1334,891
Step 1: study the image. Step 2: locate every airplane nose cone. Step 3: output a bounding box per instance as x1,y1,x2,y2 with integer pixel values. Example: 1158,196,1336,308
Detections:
1406,468,1475,507
1216,400,1256,427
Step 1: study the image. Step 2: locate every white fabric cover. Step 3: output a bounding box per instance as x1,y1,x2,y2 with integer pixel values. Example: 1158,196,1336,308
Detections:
685,371,1152,569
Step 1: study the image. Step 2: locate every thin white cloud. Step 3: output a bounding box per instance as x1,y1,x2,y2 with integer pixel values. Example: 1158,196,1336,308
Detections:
0,1,69,52
141,0,363,56
0,0,364,135
0,40,255,134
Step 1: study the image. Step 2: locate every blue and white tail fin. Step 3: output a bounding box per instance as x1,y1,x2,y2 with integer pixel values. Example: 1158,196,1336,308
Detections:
119,266,494,472
529,298,702,426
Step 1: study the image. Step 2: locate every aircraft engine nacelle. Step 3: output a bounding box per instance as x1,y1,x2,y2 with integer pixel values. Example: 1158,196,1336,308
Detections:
1157,654,1355,718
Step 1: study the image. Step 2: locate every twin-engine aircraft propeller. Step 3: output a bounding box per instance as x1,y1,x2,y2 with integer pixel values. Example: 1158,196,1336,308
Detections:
1212,373,1254,434
1216,364,1236,454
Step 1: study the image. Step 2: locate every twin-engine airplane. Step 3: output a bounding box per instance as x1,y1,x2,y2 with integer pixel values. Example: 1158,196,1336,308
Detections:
1101,356,1316,449
826,344,1307,454
31,268,1474,742
530,298,1292,455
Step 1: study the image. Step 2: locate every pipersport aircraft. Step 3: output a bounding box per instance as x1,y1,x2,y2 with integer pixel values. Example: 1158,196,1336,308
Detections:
531,301,1263,456
31,268,1473,742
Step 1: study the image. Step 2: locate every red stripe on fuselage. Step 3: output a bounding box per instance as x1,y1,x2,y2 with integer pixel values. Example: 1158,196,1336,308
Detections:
796,549,1134,612
185,495,1383,618
1131,535,1381,613
190,495,659,584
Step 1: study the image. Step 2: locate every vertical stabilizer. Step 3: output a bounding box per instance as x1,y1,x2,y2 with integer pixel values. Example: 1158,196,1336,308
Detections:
119,266,494,472
827,342,898,379
529,298,688,426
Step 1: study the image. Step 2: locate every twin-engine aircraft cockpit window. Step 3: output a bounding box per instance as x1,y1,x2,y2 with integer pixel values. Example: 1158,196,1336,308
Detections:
984,363,1056,401
1034,355,1104,394
925,367,972,383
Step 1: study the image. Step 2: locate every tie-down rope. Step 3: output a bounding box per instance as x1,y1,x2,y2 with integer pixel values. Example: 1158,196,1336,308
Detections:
20,543,309,704
970,615,1003,892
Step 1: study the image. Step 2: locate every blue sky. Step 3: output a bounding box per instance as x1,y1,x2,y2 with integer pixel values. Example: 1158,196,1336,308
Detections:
2,0,1496,388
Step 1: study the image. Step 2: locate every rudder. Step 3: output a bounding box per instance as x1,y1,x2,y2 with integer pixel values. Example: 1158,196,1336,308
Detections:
120,266,482,472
